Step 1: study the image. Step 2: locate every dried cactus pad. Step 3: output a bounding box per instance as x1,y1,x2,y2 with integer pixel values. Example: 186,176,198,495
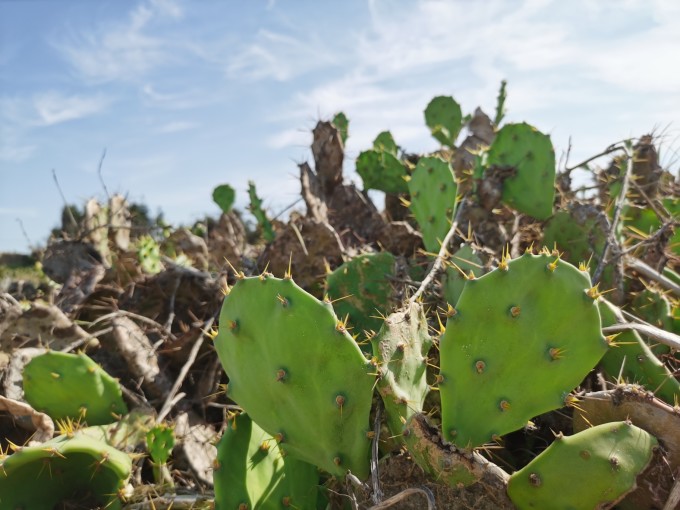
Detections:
439,252,608,448
214,274,375,478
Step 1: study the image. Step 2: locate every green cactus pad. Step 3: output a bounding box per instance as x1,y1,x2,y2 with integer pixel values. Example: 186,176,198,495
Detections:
407,156,458,253
442,244,484,305
212,184,236,214
485,122,555,220
508,421,657,510
424,96,463,147
0,434,131,510
371,302,432,440
439,252,608,448
326,251,396,337
332,112,349,145
215,275,375,479
599,299,680,406
373,130,398,155
248,180,275,242
214,413,319,510
23,351,127,426
356,149,409,194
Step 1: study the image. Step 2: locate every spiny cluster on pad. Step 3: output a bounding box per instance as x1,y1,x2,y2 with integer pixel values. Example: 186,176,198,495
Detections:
214,272,375,479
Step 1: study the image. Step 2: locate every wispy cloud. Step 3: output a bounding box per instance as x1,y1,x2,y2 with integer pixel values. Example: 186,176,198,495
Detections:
226,29,337,82
53,0,185,83
33,92,112,126
156,120,198,133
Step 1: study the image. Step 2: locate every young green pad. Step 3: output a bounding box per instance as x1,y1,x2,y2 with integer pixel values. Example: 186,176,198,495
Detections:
326,251,396,337
508,421,657,510
214,274,375,479
214,413,319,510
356,149,409,194
485,122,555,220
407,156,458,253
371,302,432,440
0,434,131,510
439,252,608,448
23,351,127,426
424,96,463,147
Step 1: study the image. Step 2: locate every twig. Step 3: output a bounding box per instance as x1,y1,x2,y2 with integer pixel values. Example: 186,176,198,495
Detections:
271,196,303,221
663,470,680,510
367,487,435,510
602,323,680,351
15,218,33,250
97,148,110,200
90,310,177,341
564,143,625,173
593,141,634,284
163,275,182,332
121,493,214,510
371,402,383,505
156,317,214,422
52,168,78,232
409,201,464,304
624,256,680,297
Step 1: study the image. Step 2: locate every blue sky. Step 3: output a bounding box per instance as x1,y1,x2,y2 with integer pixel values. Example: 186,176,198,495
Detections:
1,0,679,253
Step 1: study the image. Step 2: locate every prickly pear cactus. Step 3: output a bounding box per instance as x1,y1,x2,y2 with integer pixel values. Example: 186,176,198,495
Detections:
439,252,608,448
373,130,399,155
507,421,657,510
371,302,432,439
424,95,463,147
599,299,680,406
407,156,458,253
214,413,319,510
356,149,409,194
442,244,484,305
485,122,555,220
23,351,127,426
214,274,375,478
326,251,396,336
0,434,132,510
332,112,349,145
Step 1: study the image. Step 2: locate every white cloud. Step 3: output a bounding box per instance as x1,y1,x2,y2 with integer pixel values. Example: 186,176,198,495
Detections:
53,0,185,83
33,92,111,126
226,29,337,82
157,120,198,133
